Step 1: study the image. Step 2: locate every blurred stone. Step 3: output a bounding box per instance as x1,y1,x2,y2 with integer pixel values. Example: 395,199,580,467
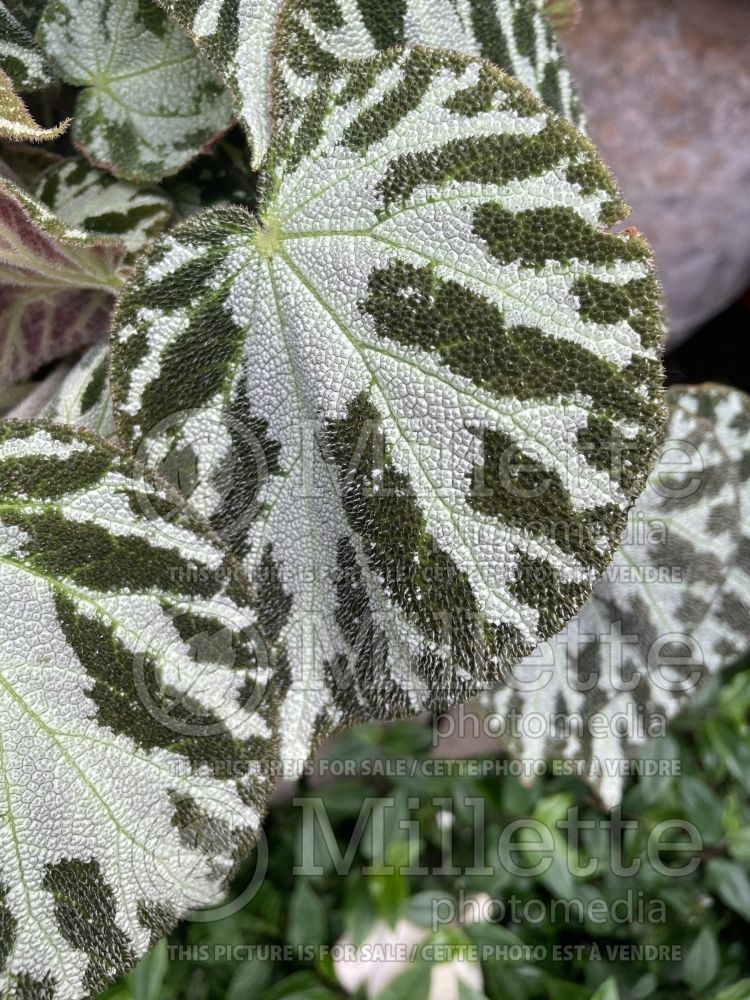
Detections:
562,0,750,345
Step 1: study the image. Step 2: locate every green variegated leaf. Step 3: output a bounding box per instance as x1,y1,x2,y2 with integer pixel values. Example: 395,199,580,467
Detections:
41,339,116,436
111,48,665,767
0,177,124,387
155,0,583,167
33,158,172,257
0,420,279,999
36,0,234,182
482,384,750,808
0,67,68,141
0,0,51,90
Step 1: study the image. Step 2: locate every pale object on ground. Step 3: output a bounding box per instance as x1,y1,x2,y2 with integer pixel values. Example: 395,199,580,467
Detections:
334,919,427,997
334,918,483,999
428,957,484,1000
562,0,750,344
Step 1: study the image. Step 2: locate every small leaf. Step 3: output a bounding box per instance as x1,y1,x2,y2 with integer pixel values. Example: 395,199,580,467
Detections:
288,880,328,949
712,981,750,1000
0,0,52,90
4,354,72,419
590,980,620,1000
707,859,750,922
7,341,115,447
729,828,750,864
683,926,720,992
33,157,172,255
0,177,125,387
483,384,750,808
0,66,68,141
227,958,274,1000
36,0,234,182
155,0,584,167
0,420,280,999
112,49,664,770
678,776,723,844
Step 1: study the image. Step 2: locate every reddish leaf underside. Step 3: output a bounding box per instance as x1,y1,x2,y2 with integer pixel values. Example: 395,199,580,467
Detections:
0,177,124,387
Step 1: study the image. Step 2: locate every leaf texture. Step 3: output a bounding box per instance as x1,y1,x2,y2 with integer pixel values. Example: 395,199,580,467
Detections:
0,421,279,999
0,178,124,387
36,0,235,182
155,0,584,167
0,0,51,90
482,384,750,808
111,48,665,767
33,158,172,256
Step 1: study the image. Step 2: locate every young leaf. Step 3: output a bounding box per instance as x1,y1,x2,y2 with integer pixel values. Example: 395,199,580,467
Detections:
33,157,172,255
155,0,584,167
36,0,235,182
0,420,279,1000
0,178,124,387
40,338,116,437
0,66,68,142
482,384,750,808
111,48,665,768
0,0,52,90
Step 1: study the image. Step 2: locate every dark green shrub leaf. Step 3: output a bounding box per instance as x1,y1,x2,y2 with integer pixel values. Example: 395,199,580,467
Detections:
683,926,720,992
707,859,750,923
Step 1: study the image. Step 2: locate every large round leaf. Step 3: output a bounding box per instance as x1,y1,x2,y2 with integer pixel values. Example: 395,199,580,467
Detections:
111,48,665,768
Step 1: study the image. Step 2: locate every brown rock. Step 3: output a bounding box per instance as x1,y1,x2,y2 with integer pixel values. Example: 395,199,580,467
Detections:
562,0,750,344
